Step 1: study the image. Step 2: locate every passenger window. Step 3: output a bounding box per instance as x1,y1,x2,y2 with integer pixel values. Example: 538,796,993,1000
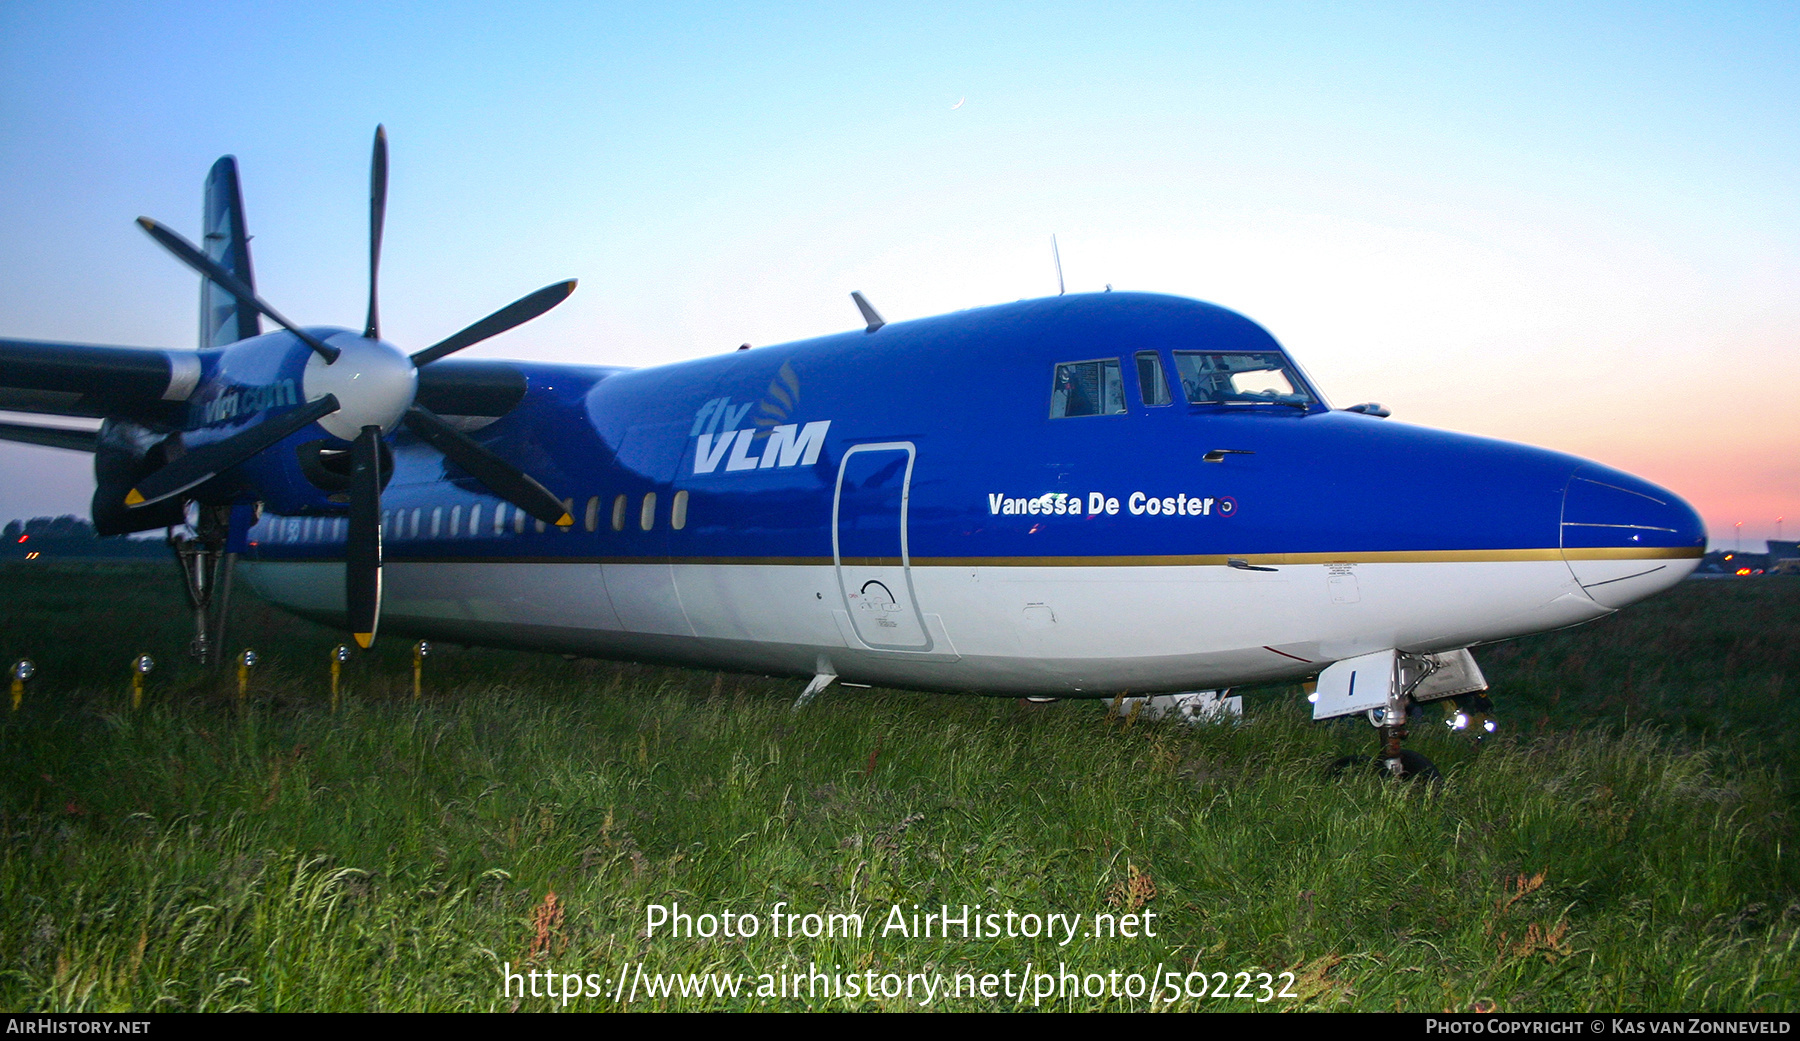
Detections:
671,490,689,531
585,495,601,533
469,504,482,536
1135,351,1171,407
640,492,657,532
1050,359,1125,418
612,494,627,532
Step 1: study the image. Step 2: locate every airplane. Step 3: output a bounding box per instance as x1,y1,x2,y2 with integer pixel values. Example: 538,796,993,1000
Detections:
0,128,1706,778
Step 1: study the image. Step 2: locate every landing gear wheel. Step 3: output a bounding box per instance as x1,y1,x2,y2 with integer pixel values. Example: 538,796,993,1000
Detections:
1327,749,1441,783
1389,748,1441,783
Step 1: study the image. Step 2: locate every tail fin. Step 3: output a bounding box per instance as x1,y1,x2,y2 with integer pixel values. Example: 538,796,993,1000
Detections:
199,156,261,349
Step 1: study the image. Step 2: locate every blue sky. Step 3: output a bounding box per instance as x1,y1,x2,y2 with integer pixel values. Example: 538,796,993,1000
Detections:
2,2,1795,546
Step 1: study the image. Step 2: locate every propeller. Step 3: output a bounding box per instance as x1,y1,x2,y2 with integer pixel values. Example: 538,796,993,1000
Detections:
347,426,384,647
365,126,387,341
402,405,573,526
126,394,341,506
136,218,340,363
410,280,577,368
131,125,578,647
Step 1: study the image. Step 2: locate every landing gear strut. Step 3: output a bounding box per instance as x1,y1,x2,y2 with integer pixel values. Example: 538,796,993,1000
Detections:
1370,686,1441,782
1314,648,1486,783
169,506,236,668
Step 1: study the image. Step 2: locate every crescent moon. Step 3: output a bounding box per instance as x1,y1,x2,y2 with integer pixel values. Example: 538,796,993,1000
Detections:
951,97,965,110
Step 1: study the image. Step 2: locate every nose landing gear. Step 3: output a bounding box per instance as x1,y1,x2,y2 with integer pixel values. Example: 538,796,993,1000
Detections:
1312,648,1489,783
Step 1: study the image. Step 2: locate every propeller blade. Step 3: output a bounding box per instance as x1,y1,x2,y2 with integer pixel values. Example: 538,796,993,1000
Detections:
410,280,577,367
364,125,388,340
136,218,341,364
126,394,340,507
402,404,573,526
346,425,383,648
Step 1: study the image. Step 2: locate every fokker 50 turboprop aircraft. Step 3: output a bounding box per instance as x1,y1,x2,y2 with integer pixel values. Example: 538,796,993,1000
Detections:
0,129,1706,776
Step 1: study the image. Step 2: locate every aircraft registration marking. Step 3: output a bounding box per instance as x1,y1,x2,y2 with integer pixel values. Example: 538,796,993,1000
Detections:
987,491,1238,518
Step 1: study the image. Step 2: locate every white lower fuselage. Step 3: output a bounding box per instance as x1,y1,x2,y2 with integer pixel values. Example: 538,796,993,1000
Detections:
240,551,1692,696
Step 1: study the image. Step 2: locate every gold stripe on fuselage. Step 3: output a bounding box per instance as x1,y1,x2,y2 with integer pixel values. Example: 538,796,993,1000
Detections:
362,546,1702,567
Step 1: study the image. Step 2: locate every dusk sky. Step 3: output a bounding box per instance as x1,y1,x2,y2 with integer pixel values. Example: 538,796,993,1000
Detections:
1,2,1794,549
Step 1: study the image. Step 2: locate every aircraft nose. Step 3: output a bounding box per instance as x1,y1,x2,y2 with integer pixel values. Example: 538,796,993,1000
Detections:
1560,465,1706,608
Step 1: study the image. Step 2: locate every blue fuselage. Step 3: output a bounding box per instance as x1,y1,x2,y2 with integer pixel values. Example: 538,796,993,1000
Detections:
236,293,1705,694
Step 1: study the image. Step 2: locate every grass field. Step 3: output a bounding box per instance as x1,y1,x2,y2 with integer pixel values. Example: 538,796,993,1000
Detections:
0,563,1795,1011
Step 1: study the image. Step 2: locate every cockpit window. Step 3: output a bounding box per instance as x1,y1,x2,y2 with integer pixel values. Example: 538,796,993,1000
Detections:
1135,351,1171,406
1050,359,1126,418
1172,351,1315,409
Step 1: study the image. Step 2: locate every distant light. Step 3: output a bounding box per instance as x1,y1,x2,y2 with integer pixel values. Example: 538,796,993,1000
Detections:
1737,568,1752,576
1448,712,1469,730
16,535,26,543
1483,719,1497,733
1306,691,1318,703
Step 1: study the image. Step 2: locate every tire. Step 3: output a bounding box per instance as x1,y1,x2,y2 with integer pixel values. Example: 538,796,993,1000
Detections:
1328,750,1442,783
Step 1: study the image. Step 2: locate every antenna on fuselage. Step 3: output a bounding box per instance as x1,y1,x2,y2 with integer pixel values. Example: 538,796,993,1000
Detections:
851,291,885,333
1052,235,1065,295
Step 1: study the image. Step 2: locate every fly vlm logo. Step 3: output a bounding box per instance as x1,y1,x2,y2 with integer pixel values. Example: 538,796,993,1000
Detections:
689,361,831,475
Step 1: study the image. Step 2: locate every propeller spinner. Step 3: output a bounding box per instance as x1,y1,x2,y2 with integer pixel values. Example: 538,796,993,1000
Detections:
130,126,577,648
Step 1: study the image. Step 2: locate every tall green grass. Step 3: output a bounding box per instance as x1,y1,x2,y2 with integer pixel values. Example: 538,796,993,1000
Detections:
0,565,1795,1010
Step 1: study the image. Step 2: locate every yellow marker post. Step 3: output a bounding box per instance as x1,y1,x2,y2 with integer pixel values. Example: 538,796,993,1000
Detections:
237,649,258,702
412,640,430,700
330,644,349,713
130,654,154,710
10,659,33,712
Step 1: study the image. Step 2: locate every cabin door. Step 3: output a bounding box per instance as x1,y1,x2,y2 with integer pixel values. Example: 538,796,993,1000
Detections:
833,442,933,651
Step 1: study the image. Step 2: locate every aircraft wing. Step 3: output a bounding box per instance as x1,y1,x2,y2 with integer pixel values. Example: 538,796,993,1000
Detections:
0,337,198,424
0,420,98,453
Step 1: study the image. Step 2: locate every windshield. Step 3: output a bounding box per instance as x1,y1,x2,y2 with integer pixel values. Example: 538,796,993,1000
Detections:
1172,351,1315,409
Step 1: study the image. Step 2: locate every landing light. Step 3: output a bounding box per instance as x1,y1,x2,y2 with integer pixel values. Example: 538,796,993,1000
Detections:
1449,712,1470,731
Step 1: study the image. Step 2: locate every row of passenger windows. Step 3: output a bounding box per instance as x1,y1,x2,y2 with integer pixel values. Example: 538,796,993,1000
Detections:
1050,350,1313,418
259,491,691,544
